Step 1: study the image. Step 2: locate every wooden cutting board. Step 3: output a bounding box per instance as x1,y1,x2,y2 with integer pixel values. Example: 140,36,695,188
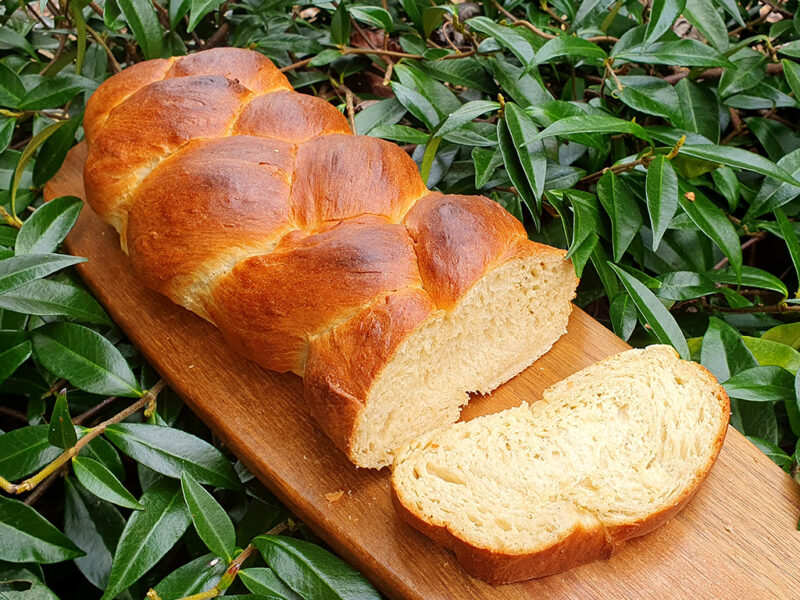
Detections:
45,143,800,600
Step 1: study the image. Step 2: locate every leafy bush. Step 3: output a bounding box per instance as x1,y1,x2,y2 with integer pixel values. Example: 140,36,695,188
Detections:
2,0,800,597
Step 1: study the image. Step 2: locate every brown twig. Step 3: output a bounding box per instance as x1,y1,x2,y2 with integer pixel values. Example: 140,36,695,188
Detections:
74,396,119,426
712,304,800,314
0,406,27,422
663,61,782,85
86,25,122,73
280,56,314,72
0,381,165,495
203,23,230,49
580,156,654,184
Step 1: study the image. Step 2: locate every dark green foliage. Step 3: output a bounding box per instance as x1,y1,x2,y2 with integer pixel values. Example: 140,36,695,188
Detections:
1,0,800,598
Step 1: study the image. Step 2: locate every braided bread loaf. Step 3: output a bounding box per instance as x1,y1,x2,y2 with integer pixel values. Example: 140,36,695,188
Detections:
83,48,578,468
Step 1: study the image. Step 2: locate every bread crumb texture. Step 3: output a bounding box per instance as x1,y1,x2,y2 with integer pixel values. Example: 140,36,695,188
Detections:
392,346,730,582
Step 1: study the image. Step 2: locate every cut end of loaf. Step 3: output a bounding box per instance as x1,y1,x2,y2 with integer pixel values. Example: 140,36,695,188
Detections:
347,250,577,469
391,345,730,583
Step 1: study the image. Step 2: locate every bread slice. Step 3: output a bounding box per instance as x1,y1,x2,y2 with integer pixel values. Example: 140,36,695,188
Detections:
391,345,730,583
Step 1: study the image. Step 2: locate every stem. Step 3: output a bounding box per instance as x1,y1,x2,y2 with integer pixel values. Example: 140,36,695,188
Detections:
580,155,654,184
419,137,441,185
0,381,165,495
280,56,314,72
74,396,119,425
86,24,121,74
711,304,800,315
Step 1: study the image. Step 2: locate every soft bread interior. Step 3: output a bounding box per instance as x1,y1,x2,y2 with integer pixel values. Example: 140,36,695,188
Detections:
392,346,728,558
350,253,576,468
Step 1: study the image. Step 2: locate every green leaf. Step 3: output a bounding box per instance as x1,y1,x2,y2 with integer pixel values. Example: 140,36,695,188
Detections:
497,118,537,224
783,59,800,100
253,535,381,600
102,479,191,600
505,102,546,206
0,118,14,154
367,125,429,145
48,389,76,449
707,265,788,298
0,63,26,108
10,120,71,220
350,6,392,31
747,436,793,470
762,323,800,350
64,478,125,590
187,0,224,32
435,101,499,137
0,253,85,295
724,366,794,402
15,196,82,255
33,117,82,187
32,322,140,397
778,40,800,58
0,425,61,481
72,456,144,510
0,495,83,563
597,171,642,261
609,292,637,341
488,57,551,107
0,278,110,324
533,114,652,144
684,0,729,51
742,337,800,374
616,39,734,67
117,0,163,59
153,553,227,599
790,371,800,436
657,270,717,300
18,76,94,111
353,98,405,135
104,423,240,490
613,75,682,123
330,2,351,47
674,78,720,142
775,208,800,298
240,567,302,599
700,316,757,382
711,0,744,26
678,181,742,281
719,54,766,97
0,330,31,387
467,17,535,67
180,471,235,563
472,146,503,189
746,117,800,164
390,82,439,130
679,144,799,185
644,0,686,45
646,156,679,250
0,27,37,60
80,431,126,481
745,147,800,219
608,263,690,359
104,0,128,30
534,36,606,65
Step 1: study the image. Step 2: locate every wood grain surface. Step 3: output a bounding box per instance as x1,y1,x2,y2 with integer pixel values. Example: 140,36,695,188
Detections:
46,143,800,600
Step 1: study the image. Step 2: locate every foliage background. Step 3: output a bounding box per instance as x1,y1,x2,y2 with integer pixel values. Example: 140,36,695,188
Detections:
2,0,800,598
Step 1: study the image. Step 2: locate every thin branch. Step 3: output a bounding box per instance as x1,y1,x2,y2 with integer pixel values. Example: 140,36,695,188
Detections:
580,156,653,184
0,406,27,422
280,56,314,72
86,24,122,74
74,396,119,426
341,47,423,60
0,381,166,495
712,304,800,314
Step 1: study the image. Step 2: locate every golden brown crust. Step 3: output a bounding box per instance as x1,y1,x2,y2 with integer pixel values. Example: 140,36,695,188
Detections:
391,355,731,584
305,289,436,453
82,48,577,467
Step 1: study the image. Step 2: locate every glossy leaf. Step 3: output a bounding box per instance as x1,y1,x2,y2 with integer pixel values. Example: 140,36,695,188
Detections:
0,330,31,387
0,253,85,295
680,144,800,185
32,117,82,187
674,78,720,142
435,101,499,137
644,0,686,46
180,471,235,562
747,437,793,470
72,456,144,510
701,316,757,383
64,478,125,590
789,371,800,436
102,479,191,600
746,148,800,220
330,2,351,47
48,389,76,449
18,77,94,110
762,323,800,350
775,208,800,298
117,0,162,58
31,322,141,397
467,17,535,67
350,6,392,31
504,102,546,206
609,293,637,341
783,59,800,100
678,181,742,280
187,0,224,32
723,366,795,402
253,535,381,600
533,114,652,144
613,75,682,123
240,567,302,599
104,423,240,490
719,54,766,97
497,118,537,224
390,82,439,130
684,0,729,51
15,196,82,255
646,155,679,250
597,171,642,261
0,495,83,563
707,266,788,298
153,553,227,599
0,425,61,481
366,125,428,145
534,37,606,64
616,40,734,68
0,278,109,324
608,263,690,359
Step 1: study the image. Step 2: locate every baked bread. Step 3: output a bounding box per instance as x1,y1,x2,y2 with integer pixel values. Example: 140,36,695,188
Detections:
392,345,730,583
82,48,578,468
